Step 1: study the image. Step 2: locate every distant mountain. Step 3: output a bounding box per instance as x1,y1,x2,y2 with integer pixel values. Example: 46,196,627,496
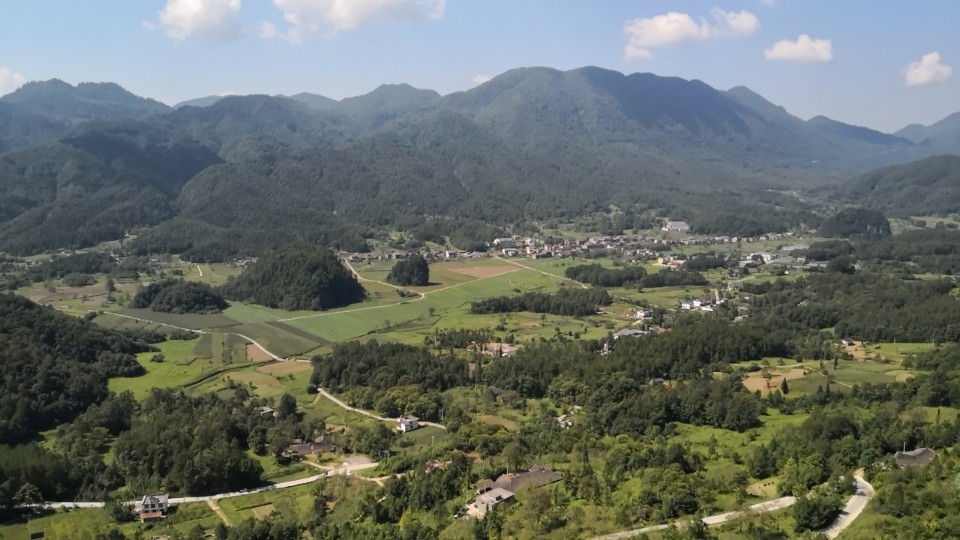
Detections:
174,92,339,111
0,65,956,259
442,66,915,176
840,155,960,217
287,92,338,111
164,94,346,159
174,95,224,109
895,112,960,155
1,79,170,123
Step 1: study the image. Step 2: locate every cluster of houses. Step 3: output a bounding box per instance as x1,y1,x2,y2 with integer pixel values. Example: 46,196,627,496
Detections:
466,464,563,517
342,228,804,265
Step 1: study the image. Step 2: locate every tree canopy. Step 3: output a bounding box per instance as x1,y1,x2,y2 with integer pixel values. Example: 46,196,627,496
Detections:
222,244,365,311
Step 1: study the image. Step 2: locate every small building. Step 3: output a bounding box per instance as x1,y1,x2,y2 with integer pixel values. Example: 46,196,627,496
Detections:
613,328,648,340
895,448,936,468
662,221,691,232
492,238,515,248
254,406,275,418
840,337,855,347
135,494,169,522
397,415,420,433
285,436,341,457
466,487,515,518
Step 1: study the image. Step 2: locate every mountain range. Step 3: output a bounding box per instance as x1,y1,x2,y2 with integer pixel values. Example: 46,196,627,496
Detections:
0,66,957,259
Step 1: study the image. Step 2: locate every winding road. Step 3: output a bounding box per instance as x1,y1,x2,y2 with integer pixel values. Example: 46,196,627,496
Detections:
591,472,874,539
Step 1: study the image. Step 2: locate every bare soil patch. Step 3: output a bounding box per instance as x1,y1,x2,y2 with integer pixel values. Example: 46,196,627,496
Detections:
520,320,542,327
450,265,518,279
247,343,273,362
226,371,283,389
257,362,313,376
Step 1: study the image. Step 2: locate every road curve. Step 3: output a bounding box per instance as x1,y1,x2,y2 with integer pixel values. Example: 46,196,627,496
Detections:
315,387,446,430
823,472,875,539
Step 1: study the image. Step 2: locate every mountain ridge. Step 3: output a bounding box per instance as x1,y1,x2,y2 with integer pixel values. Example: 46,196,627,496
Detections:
1,66,958,258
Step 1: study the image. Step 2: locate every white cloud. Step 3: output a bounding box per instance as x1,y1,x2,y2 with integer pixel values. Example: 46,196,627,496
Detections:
271,0,446,43
0,67,26,96
472,74,492,86
764,34,833,62
903,51,952,86
259,21,278,38
623,9,758,59
158,0,242,42
710,8,760,37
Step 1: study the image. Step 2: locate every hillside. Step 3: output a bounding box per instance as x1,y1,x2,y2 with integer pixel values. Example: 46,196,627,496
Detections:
840,155,960,217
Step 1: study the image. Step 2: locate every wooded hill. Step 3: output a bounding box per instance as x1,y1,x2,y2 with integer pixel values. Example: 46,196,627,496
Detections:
0,294,151,444
221,244,365,311
0,70,956,258
839,155,960,217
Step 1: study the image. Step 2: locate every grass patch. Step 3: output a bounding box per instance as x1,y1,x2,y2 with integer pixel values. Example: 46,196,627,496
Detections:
109,338,212,399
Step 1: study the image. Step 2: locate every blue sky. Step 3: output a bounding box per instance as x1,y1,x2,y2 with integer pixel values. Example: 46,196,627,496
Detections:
0,0,956,132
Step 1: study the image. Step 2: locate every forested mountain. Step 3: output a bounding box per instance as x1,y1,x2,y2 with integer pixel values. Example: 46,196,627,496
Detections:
0,122,222,253
839,155,960,217
0,79,168,126
0,66,956,259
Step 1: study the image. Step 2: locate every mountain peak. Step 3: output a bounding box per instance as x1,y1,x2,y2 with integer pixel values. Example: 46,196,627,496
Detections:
0,78,169,123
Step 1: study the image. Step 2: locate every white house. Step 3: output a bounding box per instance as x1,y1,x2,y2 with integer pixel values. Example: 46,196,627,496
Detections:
492,238,515,248
135,494,169,522
662,221,691,232
397,415,420,433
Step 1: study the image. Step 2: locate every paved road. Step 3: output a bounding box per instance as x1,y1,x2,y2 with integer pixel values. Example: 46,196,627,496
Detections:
40,462,379,510
823,472,875,539
315,387,447,430
590,496,797,540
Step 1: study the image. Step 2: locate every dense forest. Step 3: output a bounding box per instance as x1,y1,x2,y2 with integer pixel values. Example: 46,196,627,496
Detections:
0,294,150,444
818,207,892,239
564,264,646,287
470,287,612,317
129,279,228,314
745,273,960,342
222,244,365,311
386,255,430,286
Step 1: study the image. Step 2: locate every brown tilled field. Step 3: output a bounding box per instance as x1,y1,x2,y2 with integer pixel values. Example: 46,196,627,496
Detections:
246,343,274,362
450,265,519,279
